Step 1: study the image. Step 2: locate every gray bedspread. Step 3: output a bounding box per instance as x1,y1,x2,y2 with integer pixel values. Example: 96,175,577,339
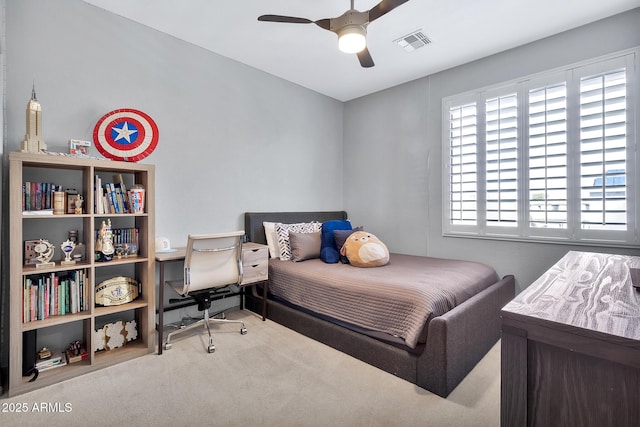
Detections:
268,253,500,349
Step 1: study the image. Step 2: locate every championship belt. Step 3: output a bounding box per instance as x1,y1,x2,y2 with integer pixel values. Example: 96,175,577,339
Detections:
95,277,139,306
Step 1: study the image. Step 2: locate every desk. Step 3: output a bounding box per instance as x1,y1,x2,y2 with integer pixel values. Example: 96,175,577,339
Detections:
501,251,640,426
156,243,269,355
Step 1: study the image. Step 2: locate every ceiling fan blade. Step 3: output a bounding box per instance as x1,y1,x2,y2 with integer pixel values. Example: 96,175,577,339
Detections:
357,48,375,68
368,0,410,22
258,15,313,24
314,18,331,31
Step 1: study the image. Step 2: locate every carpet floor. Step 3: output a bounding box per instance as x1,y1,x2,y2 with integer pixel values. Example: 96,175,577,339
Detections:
1,311,501,427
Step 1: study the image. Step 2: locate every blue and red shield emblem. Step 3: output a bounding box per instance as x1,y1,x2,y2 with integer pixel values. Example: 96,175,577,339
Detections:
93,108,159,162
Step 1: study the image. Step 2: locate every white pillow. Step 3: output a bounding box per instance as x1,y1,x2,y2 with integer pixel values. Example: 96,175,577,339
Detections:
263,222,279,259
275,222,321,261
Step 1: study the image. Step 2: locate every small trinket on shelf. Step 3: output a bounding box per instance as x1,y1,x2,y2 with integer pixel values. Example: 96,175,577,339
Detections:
60,239,76,265
95,219,115,262
34,239,55,268
74,194,84,214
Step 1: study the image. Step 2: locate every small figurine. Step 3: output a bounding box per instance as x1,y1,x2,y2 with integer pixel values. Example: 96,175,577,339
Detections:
95,219,115,261
20,84,47,153
69,340,81,356
74,195,84,214
38,347,52,360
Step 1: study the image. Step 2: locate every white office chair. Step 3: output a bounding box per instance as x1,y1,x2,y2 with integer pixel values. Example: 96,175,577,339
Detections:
164,231,247,353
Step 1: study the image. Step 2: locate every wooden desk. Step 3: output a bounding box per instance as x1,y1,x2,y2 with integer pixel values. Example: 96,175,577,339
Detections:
501,251,640,427
156,243,268,355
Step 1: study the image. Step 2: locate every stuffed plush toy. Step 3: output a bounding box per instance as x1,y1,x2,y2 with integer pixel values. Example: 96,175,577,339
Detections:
339,231,389,268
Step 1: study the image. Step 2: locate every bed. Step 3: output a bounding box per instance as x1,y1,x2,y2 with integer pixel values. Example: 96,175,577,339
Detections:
244,211,515,397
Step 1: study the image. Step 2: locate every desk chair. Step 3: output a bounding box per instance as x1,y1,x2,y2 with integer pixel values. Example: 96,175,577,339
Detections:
164,231,247,353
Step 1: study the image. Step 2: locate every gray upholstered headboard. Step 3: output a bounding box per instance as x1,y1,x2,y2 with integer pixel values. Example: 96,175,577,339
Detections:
244,211,348,244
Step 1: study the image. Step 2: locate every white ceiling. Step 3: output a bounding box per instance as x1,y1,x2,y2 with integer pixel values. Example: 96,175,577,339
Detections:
81,0,639,101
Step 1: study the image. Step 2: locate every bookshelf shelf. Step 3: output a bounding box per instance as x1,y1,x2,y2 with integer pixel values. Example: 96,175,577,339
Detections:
8,151,156,397
93,256,148,268
21,261,93,275
21,312,92,332
94,300,149,317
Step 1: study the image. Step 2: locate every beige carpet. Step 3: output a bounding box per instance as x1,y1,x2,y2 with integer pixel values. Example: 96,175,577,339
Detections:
1,311,500,427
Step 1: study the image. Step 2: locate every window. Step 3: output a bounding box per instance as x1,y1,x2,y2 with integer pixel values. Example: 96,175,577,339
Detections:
443,51,638,246
449,103,477,226
486,93,518,228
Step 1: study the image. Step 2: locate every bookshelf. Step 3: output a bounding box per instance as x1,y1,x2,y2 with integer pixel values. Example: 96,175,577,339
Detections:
8,151,155,396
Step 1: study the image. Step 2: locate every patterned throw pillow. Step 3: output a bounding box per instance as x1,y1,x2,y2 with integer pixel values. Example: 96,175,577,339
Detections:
275,222,321,260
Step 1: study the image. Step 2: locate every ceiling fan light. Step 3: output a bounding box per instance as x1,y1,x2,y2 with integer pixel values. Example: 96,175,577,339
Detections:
338,25,367,53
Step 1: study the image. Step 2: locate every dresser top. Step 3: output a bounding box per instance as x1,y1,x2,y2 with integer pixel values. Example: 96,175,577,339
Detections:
502,251,640,341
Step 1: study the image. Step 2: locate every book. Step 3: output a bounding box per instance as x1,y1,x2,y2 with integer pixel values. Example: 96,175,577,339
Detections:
22,181,62,212
113,174,129,213
35,350,66,371
37,358,67,372
23,209,54,216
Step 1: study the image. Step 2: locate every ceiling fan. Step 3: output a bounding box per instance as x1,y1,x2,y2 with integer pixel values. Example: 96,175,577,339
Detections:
258,0,411,68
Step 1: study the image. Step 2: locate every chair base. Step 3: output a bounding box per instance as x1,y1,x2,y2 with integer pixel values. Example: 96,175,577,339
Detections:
163,308,247,353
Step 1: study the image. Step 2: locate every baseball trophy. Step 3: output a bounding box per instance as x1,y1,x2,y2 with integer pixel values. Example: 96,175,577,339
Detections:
60,239,76,265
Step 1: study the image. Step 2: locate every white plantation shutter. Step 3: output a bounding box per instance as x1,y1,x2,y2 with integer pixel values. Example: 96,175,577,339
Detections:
443,50,637,246
528,83,568,229
579,68,627,231
448,103,478,226
485,93,518,227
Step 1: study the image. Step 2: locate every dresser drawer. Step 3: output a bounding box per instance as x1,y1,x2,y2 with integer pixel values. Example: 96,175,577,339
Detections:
243,246,269,265
241,263,268,285
241,243,269,285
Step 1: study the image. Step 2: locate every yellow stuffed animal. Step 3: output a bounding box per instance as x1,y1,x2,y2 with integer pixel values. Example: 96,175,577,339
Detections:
339,231,389,267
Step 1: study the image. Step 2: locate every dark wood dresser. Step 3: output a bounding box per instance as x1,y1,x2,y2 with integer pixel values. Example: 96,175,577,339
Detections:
501,251,640,427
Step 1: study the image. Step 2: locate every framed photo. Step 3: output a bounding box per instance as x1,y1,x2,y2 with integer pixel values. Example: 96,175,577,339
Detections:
24,239,40,265
69,139,91,156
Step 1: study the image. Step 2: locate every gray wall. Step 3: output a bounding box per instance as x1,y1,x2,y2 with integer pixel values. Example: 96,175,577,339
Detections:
2,0,344,335
4,0,344,248
344,9,640,292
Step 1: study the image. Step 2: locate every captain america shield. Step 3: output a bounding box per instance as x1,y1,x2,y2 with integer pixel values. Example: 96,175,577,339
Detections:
93,108,159,162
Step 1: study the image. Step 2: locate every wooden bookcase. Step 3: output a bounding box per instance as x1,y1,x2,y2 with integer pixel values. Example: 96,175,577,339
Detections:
8,151,155,396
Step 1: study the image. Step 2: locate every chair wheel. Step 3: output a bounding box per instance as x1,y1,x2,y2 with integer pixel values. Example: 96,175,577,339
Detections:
208,345,216,353
241,327,247,335
164,343,172,350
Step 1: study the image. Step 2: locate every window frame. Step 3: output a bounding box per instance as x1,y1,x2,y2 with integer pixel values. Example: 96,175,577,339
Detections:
442,49,639,248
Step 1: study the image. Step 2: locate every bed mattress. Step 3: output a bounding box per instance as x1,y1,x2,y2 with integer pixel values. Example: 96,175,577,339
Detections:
268,253,500,349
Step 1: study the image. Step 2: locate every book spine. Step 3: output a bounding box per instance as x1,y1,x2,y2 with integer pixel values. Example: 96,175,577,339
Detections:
44,275,49,320
35,183,42,211
60,278,66,316
23,278,29,323
41,182,48,210
104,183,116,213
46,182,54,209
112,183,121,213
84,271,89,312
38,277,43,321
31,283,35,321
65,279,70,314
114,174,129,212
57,276,62,316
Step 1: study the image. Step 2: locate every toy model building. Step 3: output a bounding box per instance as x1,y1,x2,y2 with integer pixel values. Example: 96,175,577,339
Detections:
21,85,47,153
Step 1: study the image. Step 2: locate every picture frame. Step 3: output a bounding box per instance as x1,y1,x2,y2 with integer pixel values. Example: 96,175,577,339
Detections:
69,139,91,156
24,239,41,265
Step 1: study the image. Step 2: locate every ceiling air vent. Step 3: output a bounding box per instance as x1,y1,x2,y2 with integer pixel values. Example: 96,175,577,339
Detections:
394,30,431,52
